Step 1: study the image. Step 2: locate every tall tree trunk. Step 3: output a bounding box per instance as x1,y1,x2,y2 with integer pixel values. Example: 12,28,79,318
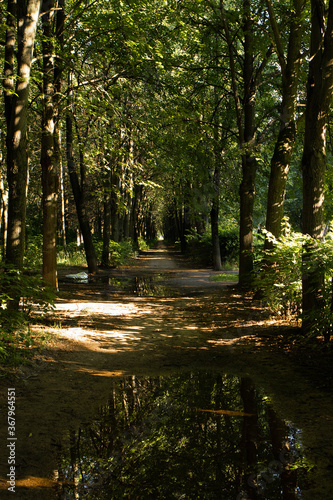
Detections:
58,130,67,253
111,169,121,243
101,168,112,267
221,0,261,286
211,164,222,271
211,66,222,271
301,0,333,336
238,0,257,286
41,0,58,289
5,0,42,272
56,0,66,253
66,110,98,274
265,0,304,248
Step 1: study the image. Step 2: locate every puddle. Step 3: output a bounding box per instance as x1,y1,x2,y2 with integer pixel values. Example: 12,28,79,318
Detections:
132,275,175,296
88,274,176,297
55,371,308,499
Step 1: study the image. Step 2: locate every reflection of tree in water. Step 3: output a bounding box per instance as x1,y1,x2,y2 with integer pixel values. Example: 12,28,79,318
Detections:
56,372,305,499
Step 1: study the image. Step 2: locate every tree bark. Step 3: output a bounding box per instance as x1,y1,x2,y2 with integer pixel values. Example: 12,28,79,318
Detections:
221,0,260,286
56,0,66,253
265,0,304,248
238,0,258,286
66,110,98,274
5,0,42,271
111,169,121,243
211,164,222,271
101,168,112,267
41,0,58,289
301,0,333,335
211,55,223,271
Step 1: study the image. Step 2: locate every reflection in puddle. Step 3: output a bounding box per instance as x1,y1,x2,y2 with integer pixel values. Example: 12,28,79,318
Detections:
86,274,175,297
133,275,172,296
56,372,307,499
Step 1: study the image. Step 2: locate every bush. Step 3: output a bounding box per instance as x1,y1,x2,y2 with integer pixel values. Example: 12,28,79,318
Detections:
109,239,136,267
24,234,43,268
184,226,239,267
185,231,212,266
219,226,239,264
254,219,333,342
0,267,56,364
57,242,87,267
254,221,305,318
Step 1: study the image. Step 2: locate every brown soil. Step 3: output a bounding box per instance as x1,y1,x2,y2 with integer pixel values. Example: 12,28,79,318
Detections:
0,242,333,499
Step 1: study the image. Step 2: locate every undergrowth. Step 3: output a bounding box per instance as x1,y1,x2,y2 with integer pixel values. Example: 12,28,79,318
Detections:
0,268,56,369
254,218,333,344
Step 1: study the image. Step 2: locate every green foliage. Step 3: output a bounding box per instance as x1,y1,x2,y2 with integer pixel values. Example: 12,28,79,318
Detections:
137,236,159,251
209,272,238,282
0,267,56,364
255,219,333,342
219,225,239,264
254,220,305,318
24,235,43,268
185,225,239,267
109,239,136,267
57,243,87,267
302,232,333,340
92,239,137,267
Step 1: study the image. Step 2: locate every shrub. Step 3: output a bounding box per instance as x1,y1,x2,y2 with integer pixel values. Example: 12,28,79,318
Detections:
184,226,239,267
57,242,87,267
219,226,239,264
254,219,333,338
0,267,56,364
24,234,43,268
254,220,305,318
109,239,136,267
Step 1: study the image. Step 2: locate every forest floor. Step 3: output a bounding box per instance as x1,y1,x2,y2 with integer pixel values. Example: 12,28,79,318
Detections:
0,242,333,499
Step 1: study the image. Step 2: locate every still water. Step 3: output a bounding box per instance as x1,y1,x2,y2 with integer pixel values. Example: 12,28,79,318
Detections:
56,371,307,499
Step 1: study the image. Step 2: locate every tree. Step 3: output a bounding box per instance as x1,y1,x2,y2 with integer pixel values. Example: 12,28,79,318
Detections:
264,0,306,248
221,0,271,285
41,0,60,289
4,0,42,273
65,88,98,274
301,0,333,335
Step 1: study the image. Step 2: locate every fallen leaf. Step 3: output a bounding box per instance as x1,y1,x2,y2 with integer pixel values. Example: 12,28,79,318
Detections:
197,408,255,417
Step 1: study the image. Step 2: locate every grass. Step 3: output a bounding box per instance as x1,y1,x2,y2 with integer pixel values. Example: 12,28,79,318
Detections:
209,272,239,282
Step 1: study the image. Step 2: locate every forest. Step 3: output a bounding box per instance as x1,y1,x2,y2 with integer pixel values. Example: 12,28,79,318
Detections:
1,0,333,357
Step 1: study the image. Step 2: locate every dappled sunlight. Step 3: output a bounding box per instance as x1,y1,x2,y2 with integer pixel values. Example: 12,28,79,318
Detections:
41,288,276,359
54,300,144,316
74,367,126,377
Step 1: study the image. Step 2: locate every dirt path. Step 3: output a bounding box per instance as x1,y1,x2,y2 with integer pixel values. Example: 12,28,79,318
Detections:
0,243,333,499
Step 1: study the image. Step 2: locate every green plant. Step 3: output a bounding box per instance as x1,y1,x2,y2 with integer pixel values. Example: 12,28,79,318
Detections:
184,226,239,267
57,242,87,267
209,273,238,282
24,234,43,268
109,239,136,267
0,267,56,364
254,219,305,318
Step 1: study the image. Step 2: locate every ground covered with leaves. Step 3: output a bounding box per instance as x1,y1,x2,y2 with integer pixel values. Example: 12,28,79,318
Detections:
0,243,333,499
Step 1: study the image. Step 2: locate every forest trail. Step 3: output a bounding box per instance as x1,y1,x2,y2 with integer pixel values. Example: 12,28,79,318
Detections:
0,242,333,499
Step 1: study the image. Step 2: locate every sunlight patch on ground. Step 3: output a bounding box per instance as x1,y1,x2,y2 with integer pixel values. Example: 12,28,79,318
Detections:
206,335,258,346
58,327,141,345
54,301,141,316
0,476,58,490
76,367,126,377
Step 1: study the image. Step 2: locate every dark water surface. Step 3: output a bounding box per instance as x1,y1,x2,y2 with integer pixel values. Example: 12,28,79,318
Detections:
56,371,308,499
